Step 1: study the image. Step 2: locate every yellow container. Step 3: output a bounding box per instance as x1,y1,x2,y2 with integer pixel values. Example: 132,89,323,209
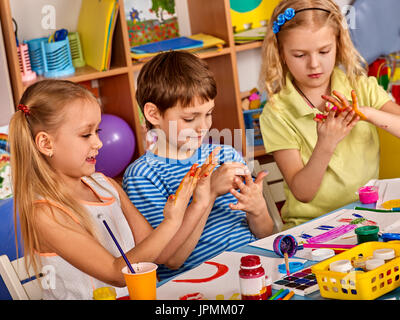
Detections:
93,287,116,300
311,242,400,300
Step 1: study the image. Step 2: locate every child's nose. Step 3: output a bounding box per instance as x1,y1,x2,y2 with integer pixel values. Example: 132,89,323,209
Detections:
94,136,103,149
309,54,320,69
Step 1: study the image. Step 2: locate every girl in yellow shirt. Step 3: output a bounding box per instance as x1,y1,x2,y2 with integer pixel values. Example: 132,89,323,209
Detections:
259,0,400,228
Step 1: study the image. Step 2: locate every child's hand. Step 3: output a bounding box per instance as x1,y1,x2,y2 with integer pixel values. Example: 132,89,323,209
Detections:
316,106,359,150
163,163,200,224
210,162,249,197
228,171,268,216
192,147,221,205
321,90,367,120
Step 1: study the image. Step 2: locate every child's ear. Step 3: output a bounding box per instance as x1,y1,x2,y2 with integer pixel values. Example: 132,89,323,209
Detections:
143,102,162,127
35,131,54,158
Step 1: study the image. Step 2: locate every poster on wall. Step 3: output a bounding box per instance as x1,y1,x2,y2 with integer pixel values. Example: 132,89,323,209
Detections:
124,0,179,48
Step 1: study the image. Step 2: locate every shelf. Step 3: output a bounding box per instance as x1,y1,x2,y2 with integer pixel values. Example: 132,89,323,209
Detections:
131,46,232,72
22,65,130,89
234,41,263,52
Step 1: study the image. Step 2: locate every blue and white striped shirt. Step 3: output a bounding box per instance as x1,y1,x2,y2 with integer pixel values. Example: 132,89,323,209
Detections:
122,144,257,280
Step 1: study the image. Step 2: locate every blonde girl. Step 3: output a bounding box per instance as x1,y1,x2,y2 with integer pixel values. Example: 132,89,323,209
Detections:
259,0,400,228
8,79,205,299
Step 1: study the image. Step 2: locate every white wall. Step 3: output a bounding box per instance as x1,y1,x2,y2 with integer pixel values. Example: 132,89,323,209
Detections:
10,0,82,42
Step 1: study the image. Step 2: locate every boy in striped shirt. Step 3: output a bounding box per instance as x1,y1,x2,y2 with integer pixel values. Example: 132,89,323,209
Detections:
123,51,273,280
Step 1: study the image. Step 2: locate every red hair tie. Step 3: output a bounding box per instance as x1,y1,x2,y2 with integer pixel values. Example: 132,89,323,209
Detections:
17,104,30,115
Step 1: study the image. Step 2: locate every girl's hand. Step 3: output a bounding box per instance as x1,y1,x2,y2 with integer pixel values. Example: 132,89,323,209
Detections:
228,171,268,216
192,147,221,206
315,106,360,151
322,90,367,120
163,164,200,224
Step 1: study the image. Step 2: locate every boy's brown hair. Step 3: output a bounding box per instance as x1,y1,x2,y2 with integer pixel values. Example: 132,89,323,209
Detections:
136,51,217,129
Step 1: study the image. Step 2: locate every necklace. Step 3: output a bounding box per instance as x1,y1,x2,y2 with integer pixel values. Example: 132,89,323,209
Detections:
292,82,317,109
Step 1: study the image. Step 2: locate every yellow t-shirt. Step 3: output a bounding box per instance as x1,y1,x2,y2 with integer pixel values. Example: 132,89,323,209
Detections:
260,67,391,228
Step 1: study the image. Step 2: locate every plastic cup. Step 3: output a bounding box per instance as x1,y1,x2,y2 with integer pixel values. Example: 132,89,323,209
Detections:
122,262,158,300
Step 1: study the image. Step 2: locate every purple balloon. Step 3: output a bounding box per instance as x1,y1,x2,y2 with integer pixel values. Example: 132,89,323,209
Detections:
96,114,136,177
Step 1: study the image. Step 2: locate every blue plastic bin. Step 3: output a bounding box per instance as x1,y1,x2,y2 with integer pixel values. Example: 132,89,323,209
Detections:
26,37,47,76
243,108,264,146
26,36,75,78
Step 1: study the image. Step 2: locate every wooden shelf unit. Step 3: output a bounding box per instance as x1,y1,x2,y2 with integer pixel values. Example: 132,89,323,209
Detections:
0,0,145,160
0,0,267,165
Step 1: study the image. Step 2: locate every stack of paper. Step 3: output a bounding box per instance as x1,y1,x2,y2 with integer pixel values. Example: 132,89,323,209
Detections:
234,26,266,44
131,33,225,62
77,0,119,71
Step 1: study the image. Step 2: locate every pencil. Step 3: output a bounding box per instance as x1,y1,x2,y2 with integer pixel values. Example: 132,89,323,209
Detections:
282,291,294,300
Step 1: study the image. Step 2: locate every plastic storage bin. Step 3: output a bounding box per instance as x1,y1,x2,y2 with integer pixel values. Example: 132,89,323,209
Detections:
243,108,263,146
311,242,400,300
68,32,85,68
26,37,47,76
26,36,75,78
17,43,36,82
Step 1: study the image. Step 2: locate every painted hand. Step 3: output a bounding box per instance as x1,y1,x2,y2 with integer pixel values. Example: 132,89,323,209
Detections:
319,90,366,121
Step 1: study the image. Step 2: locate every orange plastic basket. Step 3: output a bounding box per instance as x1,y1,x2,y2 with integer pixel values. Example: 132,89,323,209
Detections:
311,242,400,300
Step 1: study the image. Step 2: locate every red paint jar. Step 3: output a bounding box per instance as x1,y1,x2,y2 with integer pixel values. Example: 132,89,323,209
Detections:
239,255,267,300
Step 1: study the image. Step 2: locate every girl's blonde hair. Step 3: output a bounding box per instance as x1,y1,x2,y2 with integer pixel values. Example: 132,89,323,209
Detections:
8,80,100,279
259,0,367,98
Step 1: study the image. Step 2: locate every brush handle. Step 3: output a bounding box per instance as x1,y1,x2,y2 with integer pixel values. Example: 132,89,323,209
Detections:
103,220,135,274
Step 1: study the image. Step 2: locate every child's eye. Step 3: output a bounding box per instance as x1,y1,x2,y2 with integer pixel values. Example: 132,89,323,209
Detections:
183,118,195,122
96,128,102,134
82,133,91,138
294,54,304,58
206,112,212,117
320,50,330,55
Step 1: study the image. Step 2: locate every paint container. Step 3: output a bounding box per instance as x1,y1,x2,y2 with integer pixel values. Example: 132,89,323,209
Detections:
358,186,379,204
365,258,385,271
355,225,379,244
265,276,272,298
352,255,370,270
373,248,395,262
329,259,353,273
311,248,335,261
239,255,267,300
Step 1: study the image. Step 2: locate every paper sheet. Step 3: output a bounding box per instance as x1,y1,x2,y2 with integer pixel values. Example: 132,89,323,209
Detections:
156,251,306,300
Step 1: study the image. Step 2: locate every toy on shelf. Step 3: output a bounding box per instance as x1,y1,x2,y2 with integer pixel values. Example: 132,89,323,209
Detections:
241,88,267,146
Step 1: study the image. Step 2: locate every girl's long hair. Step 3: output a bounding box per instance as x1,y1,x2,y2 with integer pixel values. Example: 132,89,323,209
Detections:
8,80,99,279
259,0,367,99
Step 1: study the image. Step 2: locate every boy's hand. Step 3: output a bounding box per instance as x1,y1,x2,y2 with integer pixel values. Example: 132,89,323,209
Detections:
210,162,249,197
192,147,221,206
228,171,268,216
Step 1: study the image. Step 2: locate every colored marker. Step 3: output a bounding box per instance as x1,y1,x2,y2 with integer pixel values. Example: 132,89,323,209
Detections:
268,289,284,300
282,291,295,300
354,207,391,213
275,289,290,300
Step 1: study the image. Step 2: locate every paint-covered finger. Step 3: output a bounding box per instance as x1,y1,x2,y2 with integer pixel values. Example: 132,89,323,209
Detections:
321,95,343,110
332,90,351,109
